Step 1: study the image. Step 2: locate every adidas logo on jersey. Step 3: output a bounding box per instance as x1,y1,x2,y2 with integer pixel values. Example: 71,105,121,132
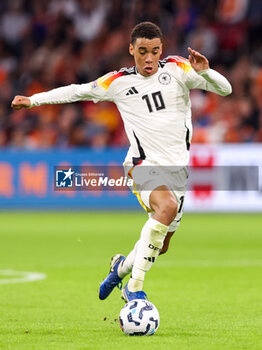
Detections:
126,87,139,95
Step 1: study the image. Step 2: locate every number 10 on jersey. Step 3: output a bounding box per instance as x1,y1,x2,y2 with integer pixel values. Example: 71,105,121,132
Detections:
142,91,166,113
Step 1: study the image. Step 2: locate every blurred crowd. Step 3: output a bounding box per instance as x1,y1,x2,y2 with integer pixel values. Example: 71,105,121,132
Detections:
1,0,262,149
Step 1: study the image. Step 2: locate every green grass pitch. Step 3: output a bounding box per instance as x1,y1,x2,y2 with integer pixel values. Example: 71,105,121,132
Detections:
0,211,261,350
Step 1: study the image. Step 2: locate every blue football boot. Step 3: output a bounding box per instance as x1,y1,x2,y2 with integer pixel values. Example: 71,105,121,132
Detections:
99,254,125,300
121,282,148,303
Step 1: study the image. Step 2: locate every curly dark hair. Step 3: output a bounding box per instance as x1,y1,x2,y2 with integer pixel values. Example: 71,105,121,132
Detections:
131,22,163,44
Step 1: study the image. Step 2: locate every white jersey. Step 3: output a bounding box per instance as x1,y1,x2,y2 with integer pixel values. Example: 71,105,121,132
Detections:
29,56,232,166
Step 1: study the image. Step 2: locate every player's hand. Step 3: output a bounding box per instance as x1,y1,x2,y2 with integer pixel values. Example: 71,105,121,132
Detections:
188,47,209,72
11,95,31,110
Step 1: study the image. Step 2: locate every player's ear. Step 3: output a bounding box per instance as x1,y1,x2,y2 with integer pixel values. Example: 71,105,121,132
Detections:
129,43,134,56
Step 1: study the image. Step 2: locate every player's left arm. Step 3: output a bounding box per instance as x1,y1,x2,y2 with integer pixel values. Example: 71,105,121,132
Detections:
186,47,232,96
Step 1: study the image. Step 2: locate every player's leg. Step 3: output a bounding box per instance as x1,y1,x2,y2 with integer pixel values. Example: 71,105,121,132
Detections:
117,240,139,278
122,164,187,301
99,166,186,301
122,186,177,301
118,229,175,280
99,190,179,301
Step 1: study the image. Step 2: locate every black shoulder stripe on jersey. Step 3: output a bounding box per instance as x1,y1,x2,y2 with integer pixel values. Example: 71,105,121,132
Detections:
132,131,146,165
158,57,167,68
119,66,137,75
185,125,191,151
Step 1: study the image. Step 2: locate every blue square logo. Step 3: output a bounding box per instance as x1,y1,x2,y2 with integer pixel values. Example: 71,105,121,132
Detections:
56,168,74,188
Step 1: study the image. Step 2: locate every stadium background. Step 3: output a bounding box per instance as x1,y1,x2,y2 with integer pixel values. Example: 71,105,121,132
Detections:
1,1,262,349
0,0,262,210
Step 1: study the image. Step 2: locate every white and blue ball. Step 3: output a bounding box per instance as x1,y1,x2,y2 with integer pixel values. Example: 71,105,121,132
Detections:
119,299,160,336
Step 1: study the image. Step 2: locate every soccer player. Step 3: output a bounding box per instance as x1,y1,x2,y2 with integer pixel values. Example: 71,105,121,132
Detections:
11,22,232,303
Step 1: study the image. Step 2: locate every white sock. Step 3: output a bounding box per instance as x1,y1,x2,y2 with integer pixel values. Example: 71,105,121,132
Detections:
128,218,169,292
117,241,139,279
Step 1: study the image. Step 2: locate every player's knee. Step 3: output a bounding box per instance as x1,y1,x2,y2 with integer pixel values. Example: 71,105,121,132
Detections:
157,198,177,225
150,189,178,225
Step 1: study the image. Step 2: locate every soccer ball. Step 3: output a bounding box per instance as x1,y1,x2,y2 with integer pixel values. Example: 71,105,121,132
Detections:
119,299,160,336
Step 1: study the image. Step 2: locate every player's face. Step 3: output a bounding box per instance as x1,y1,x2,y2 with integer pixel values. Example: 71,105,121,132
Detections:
129,37,162,77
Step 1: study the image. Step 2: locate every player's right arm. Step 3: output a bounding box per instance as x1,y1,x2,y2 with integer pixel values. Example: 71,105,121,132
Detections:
11,72,117,110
